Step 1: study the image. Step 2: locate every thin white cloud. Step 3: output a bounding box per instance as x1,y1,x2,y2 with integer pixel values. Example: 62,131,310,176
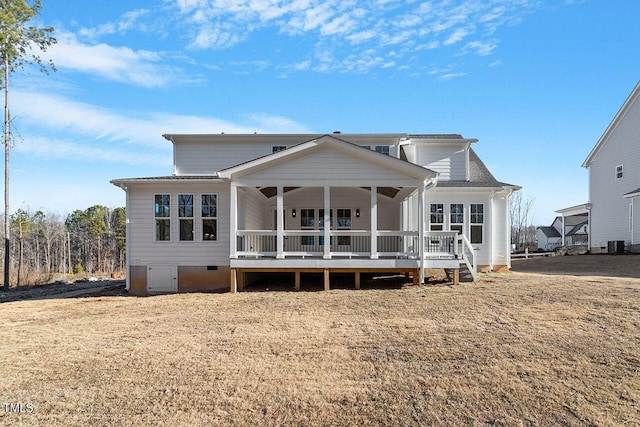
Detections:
164,0,545,75
46,31,178,87
462,39,499,56
78,9,152,39
10,91,311,165
15,136,172,167
439,72,467,80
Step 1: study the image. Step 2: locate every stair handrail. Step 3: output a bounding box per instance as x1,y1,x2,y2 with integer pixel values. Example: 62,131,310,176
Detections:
457,234,478,282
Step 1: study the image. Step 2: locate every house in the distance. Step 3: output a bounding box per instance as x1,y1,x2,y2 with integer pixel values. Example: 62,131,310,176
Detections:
537,204,589,251
112,133,519,294
583,81,640,253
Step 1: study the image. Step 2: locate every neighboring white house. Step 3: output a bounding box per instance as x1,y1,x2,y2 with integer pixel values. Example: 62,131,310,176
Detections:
536,226,561,251
583,81,640,253
112,133,519,294
537,205,589,251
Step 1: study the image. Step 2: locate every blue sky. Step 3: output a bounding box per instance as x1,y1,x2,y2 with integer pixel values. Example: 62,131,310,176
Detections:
7,0,639,224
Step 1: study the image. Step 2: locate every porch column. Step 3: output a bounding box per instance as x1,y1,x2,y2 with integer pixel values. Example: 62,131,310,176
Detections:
418,183,425,284
370,186,378,259
561,215,566,246
230,183,238,259
323,186,331,259
276,186,285,259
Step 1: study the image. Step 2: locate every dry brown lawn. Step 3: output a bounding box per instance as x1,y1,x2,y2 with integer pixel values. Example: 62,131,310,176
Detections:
1,255,639,426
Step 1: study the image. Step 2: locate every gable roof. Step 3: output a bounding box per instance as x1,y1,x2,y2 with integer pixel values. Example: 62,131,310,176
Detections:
567,220,588,236
583,81,640,168
434,148,519,189
623,187,640,199
217,134,437,182
538,226,561,238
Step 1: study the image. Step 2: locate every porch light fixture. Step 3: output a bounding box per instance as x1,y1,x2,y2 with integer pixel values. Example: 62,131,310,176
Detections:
355,209,360,218
292,209,296,217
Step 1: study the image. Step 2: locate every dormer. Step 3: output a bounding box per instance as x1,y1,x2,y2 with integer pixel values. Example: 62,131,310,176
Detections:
402,134,478,181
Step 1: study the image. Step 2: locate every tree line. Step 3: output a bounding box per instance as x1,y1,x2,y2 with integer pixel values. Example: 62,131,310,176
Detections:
1,205,125,286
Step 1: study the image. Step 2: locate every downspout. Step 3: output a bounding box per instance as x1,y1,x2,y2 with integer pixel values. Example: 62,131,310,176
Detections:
586,202,592,251
488,190,496,271
505,187,514,269
124,185,130,291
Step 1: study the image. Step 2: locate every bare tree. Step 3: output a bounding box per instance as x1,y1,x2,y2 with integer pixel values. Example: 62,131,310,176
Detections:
510,191,536,251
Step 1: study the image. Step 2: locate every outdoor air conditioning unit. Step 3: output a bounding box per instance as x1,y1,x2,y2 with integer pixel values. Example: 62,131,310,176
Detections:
607,240,625,254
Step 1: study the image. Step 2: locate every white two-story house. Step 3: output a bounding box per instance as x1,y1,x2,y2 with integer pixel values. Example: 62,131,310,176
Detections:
583,81,640,253
112,133,519,294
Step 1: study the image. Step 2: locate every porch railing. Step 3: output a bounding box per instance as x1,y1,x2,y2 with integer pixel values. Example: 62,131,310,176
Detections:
456,234,478,281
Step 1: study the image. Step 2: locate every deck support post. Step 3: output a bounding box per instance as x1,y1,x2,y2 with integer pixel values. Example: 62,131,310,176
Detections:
276,186,285,259
453,269,459,285
323,186,331,259
230,268,237,294
413,269,420,285
230,183,238,259
370,186,378,259
295,271,300,291
418,183,426,284
355,271,361,289
324,269,330,291
237,269,244,291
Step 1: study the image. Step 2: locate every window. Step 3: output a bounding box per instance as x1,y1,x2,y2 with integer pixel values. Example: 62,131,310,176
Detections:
374,145,390,155
272,146,287,153
155,194,171,241
450,204,464,234
336,209,352,245
178,194,194,241
430,204,444,231
616,164,623,179
202,194,217,241
470,204,484,244
300,208,315,246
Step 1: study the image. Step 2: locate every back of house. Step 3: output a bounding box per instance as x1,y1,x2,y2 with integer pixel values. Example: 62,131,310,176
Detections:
112,133,518,294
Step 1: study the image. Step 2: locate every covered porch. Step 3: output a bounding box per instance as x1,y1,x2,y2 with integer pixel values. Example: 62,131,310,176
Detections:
219,135,477,291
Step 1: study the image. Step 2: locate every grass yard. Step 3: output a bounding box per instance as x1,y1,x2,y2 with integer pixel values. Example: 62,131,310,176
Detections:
1,257,639,426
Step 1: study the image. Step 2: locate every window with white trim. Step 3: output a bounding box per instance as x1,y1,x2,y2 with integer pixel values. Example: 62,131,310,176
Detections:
155,194,171,241
201,194,217,241
450,204,464,234
430,204,444,231
178,194,194,241
616,164,623,179
374,145,390,155
336,209,352,245
300,208,315,246
470,203,484,244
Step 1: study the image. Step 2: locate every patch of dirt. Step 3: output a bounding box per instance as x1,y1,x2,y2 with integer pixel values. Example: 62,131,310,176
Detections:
511,254,640,278
0,279,126,303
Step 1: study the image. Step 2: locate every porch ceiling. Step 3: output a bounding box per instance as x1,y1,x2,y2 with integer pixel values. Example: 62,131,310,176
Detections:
257,186,403,199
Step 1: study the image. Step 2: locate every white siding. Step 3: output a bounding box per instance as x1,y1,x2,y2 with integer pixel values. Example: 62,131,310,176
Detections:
491,192,510,266
238,188,266,229
127,182,230,266
589,94,640,249
175,141,273,174
632,198,640,246
415,144,467,181
424,190,494,267
238,145,418,185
